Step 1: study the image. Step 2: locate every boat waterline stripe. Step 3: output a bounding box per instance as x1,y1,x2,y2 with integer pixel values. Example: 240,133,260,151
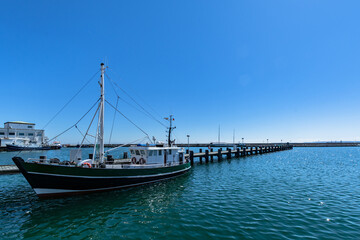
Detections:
27,166,191,179
33,172,188,195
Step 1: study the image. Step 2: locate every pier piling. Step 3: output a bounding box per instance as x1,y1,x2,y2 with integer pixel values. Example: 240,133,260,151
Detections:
218,149,222,161
205,150,209,163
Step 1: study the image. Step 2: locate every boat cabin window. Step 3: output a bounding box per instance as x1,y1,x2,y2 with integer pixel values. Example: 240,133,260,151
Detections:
27,126,33,129
140,150,145,155
169,149,172,155
28,133,34,136
37,133,42,136
158,150,162,156
130,150,135,154
154,150,157,156
149,150,153,156
0,132,4,135
135,150,140,155
18,133,25,136
9,132,15,136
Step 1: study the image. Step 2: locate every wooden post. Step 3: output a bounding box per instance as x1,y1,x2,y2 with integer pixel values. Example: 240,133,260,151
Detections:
218,148,222,161
227,148,231,159
186,149,189,154
250,147,253,155
210,148,214,162
205,150,209,163
190,151,194,165
236,148,240,158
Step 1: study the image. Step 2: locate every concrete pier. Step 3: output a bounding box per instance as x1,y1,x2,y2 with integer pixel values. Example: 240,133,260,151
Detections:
0,165,19,174
186,145,293,165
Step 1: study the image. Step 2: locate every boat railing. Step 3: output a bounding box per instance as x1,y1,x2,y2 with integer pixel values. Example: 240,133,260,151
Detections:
106,161,183,169
26,157,64,165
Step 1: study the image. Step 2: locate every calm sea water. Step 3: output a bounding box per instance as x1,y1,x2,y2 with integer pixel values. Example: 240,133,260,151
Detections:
1,147,359,239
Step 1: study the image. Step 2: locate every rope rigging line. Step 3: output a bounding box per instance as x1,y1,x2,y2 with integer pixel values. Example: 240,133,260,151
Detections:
105,73,167,128
14,99,100,158
75,125,93,144
105,136,149,153
107,67,165,120
108,96,119,144
45,98,101,144
41,70,100,130
105,99,151,142
75,102,101,157
106,74,148,115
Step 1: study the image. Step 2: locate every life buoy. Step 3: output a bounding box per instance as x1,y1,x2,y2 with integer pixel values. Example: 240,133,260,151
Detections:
82,162,92,168
131,157,137,164
139,158,146,165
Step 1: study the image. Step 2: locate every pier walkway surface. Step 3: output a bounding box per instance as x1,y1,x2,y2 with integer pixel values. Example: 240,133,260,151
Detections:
0,145,293,174
0,165,19,174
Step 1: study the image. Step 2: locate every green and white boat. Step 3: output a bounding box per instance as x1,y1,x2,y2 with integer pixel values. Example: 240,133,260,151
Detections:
13,63,191,198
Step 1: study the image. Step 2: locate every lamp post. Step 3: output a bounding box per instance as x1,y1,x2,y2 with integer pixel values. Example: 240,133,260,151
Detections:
242,137,244,144
187,135,190,153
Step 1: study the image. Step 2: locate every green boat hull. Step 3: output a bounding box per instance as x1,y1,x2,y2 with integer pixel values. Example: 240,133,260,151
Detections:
13,157,191,198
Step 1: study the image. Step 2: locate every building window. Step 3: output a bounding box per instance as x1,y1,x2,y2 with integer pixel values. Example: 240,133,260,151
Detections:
9,132,15,136
28,126,33,129
18,133,25,136
28,133,34,136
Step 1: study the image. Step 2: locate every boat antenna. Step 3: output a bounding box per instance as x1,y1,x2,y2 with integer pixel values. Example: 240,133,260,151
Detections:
165,115,176,146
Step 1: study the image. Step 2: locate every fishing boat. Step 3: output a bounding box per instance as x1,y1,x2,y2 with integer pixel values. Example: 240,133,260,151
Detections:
6,143,52,151
13,63,191,198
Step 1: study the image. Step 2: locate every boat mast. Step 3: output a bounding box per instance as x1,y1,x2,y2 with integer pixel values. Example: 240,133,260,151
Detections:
99,63,105,163
167,115,175,147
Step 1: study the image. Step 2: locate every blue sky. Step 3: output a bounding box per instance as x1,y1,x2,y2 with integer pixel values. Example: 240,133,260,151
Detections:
1,0,360,144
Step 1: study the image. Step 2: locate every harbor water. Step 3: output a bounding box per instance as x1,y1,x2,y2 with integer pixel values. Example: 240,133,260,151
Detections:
0,147,359,239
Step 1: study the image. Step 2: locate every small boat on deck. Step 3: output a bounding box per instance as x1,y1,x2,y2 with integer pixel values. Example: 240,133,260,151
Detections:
13,63,190,198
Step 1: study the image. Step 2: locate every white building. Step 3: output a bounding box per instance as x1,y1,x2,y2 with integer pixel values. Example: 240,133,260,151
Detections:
0,121,45,147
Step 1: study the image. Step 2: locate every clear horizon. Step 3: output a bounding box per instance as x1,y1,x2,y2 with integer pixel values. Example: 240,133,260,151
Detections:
2,1,360,144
